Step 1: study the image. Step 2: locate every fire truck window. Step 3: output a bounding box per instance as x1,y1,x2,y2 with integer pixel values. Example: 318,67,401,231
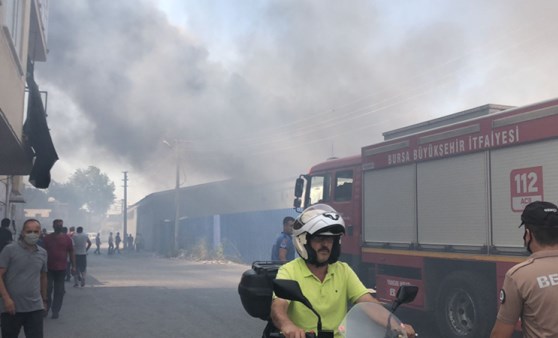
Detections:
309,175,330,205
334,170,353,202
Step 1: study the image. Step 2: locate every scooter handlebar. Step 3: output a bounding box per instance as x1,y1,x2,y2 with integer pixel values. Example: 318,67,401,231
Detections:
269,332,316,338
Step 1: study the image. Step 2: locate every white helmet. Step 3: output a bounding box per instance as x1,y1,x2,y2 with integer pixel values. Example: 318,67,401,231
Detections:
292,204,345,264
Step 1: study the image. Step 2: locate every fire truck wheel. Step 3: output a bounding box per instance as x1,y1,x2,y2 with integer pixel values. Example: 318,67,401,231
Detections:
435,271,495,338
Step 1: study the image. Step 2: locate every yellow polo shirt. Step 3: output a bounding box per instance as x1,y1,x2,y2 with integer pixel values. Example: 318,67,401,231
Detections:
275,258,369,337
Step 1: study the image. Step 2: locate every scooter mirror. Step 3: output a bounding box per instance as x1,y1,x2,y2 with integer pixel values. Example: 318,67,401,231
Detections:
273,279,326,334
273,279,320,309
397,285,418,304
273,279,313,309
391,285,419,312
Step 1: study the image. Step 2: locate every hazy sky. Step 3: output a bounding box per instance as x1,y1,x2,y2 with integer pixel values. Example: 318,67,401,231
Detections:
36,0,558,205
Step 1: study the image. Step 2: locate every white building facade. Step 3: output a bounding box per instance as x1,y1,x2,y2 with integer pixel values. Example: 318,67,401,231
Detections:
0,0,49,222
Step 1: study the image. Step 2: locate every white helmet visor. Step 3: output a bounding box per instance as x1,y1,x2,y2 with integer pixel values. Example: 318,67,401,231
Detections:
293,204,344,236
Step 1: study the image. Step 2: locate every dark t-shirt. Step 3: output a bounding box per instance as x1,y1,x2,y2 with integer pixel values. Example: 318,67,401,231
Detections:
0,227,13,252
271,232,295,261
43,233,73,271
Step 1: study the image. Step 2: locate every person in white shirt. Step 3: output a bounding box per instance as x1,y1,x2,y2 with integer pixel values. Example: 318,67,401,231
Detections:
71,227,91,287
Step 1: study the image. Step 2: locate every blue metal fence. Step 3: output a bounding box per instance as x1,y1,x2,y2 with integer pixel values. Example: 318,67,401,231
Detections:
180,208,298,264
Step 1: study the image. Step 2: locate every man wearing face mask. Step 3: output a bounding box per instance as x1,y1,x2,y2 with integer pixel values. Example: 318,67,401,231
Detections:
0,219,47,337
43,219,75,319
491,201,558,338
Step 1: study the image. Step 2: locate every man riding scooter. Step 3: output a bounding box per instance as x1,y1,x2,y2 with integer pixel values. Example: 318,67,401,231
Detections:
270,204,416,338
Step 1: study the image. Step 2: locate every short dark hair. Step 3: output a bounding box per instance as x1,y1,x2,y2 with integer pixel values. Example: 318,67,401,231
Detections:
527,225,558,245
23,219,41,232
77,226,83,233
283,216,295,226
522,201,558,245
1,218,10,228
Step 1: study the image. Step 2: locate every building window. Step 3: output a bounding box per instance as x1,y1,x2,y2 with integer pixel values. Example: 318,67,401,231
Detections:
3,0,25,62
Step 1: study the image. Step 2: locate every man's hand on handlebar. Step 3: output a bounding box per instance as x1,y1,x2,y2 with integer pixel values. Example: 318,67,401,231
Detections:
271,298,310,338
278,322,308,338
403,323,416,337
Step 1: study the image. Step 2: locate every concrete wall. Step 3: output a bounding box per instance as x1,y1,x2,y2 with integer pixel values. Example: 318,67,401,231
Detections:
0,0,35,137
0,0,49,216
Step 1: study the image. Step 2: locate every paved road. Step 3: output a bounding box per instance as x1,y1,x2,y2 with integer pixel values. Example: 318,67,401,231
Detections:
39,250,454,338
42,251,265,338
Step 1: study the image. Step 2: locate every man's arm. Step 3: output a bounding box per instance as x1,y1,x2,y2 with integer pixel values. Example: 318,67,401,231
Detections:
270,298,306,338
0,268,15,315
68,245,76,272
86,238,92,251
355,290,416,337
355,292,379,304
278,248,287,262
490,319,515,338
40,271,47,305
491,273,521,338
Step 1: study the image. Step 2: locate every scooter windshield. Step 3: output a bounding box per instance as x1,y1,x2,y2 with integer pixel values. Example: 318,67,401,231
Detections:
339,302,407,338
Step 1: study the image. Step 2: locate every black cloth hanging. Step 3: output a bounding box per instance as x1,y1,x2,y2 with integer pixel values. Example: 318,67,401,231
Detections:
23,60,58,189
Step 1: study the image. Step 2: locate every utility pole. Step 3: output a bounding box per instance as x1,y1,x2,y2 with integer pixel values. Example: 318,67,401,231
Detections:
173,150,180,255
122,171,128,249
2,176,11,219
163,139,182,256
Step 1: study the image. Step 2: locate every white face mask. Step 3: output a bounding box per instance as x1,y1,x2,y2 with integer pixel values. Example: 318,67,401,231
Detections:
23,233,40,245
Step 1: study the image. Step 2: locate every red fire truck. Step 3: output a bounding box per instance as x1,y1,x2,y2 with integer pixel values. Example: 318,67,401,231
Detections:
293,97,558,337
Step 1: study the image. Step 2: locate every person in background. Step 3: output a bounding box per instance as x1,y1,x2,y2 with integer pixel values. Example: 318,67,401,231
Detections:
127,234,134,251
43,219,75,319
491,201,558,338
115,232,121,254
0,219,47,337
64,226,75,281
108,232,114,255
71,227,91,287
94,233,101,254
271,216,296,263
37,228,47,249
0,218,13,253
135,233,144,252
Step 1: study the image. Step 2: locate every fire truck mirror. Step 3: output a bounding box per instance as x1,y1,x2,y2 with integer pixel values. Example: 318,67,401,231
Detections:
293,198,302,209
294,177,304,198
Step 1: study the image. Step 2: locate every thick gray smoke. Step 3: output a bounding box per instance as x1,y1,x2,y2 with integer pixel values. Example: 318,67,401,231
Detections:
37,0,558,202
